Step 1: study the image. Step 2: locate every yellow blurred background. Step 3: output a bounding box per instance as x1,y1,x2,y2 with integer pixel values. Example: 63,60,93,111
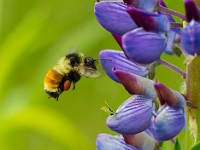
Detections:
0,0,185,149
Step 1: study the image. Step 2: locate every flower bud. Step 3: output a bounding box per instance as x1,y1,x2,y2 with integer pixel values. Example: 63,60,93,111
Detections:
113,69,156,98
184,0,200,22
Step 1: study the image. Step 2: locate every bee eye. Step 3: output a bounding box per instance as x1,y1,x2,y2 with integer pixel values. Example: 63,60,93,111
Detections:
84,57,97,69
70,57,76,65
85,58,93,65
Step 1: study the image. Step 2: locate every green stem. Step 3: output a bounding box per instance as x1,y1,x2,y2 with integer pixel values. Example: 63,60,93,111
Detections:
186,56,200,108
194,0,200,7
186,56,200,148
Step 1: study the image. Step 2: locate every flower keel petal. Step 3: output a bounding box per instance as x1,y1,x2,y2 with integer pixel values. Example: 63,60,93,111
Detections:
122,29,167,64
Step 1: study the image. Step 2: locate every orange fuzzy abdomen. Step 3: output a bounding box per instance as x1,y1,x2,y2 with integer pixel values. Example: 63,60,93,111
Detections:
44,69,63,89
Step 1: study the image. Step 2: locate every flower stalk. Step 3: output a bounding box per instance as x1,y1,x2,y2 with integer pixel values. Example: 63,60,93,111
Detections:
186,56,200,147
170,22,183,28
156,3,186,20
159,59,186,78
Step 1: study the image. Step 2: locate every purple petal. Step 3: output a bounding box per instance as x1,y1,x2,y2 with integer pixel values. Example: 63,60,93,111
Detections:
157,1,180,53
124,0,157,12
94,2,137,35
113,69,156,98
112,33,123,49
122,28,167,64
123,132,157,150
150,82,186,141
154,81,178,106
96,133,138,150
126,7,170,33
164,30,176,55
99,50,149,82
181,21,200,55
106,95,154,135
154,81,186,107
159,0,181,34
150,105,185,141
184,0,200,22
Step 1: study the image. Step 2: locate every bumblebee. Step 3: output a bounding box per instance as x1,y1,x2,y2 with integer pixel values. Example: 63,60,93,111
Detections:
44,52,100,100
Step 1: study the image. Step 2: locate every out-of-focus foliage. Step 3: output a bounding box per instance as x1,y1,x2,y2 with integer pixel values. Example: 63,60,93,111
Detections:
0,0,185,149
191,142,200,150
174,139,181,150
0,0,129,149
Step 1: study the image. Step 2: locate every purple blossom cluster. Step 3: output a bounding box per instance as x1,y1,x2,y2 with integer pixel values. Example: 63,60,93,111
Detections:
94,0,200,149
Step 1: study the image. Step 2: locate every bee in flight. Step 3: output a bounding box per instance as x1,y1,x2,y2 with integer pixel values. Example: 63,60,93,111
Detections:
44,52,100,100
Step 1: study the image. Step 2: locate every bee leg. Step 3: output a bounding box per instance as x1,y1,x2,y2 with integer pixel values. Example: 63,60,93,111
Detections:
72,83,76,90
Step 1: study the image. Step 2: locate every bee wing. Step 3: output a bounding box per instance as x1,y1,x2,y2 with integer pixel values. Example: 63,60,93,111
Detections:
76,65,101,78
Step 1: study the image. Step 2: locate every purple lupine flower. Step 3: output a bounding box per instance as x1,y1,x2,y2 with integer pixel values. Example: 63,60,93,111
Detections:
94,0,197,149
106,69,186,140
113,69,156,98
158,0,181,54
106,94,154,135
123,131,157,150
184,0,200,22
94,0,158,35
150,104,185,141
112,33,123,49
181,21,200,55
99,50,149,82
122,28,167,64
150,82,186,141
123,0,157,12
154,81,186,107
180,0,200,55
126,6,170,33
94,2,137,35
96,133,138,150
164,30,176,55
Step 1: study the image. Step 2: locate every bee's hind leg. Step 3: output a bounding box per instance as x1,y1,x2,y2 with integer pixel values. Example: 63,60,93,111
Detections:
72,82,76,90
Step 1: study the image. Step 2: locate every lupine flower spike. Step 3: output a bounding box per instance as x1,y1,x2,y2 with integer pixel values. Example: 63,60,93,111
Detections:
94,0,200,149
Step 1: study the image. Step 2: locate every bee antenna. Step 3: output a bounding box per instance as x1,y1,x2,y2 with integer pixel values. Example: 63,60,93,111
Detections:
95,58,112,61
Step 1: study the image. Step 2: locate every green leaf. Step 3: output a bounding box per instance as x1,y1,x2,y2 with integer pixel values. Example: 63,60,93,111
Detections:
174,139,181,150
191,142,200,150
173,45,182,57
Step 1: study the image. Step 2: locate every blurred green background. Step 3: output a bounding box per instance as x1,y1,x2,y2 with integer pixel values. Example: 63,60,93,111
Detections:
0,0,185,150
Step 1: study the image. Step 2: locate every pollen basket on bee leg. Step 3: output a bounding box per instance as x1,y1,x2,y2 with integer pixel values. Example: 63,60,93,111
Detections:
63,80,71,91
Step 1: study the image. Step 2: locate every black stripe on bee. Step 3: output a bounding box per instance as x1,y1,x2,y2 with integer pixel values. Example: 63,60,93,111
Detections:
66,53,82,67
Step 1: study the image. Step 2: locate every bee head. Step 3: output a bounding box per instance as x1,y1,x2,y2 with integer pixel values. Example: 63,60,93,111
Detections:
84,57,98,69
